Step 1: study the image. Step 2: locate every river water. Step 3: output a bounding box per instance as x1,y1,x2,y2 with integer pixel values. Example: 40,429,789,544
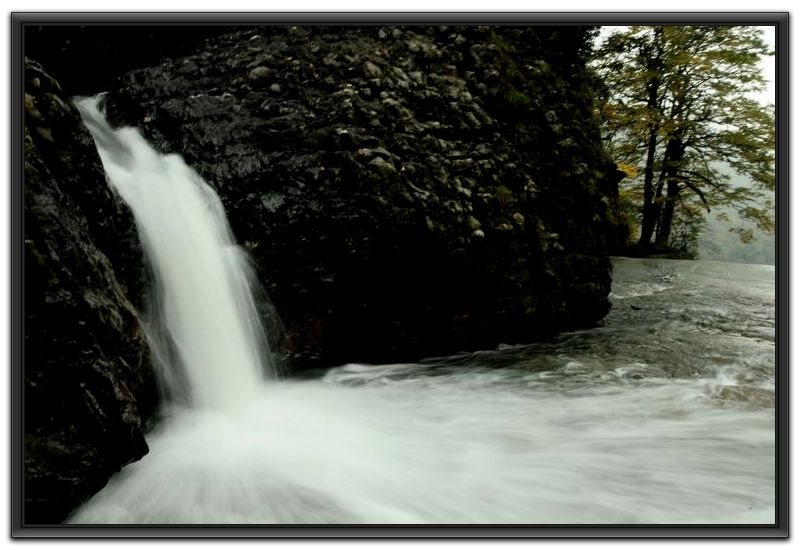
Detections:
70,98,775,525
67,257,775,525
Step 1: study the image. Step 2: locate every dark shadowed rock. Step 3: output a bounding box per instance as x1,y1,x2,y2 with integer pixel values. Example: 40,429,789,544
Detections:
23,26,236,96
23,58,157,524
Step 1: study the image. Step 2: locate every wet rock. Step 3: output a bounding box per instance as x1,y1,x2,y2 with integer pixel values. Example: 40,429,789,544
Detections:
23,59,157,524
248,66,272,80
368,156,397,175
100,26,622,370
363,60,383,78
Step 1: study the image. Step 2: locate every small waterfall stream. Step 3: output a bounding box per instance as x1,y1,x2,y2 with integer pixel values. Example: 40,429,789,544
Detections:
75,96,275,410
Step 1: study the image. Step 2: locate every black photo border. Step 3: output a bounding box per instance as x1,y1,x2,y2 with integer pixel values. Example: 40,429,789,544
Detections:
10,11,789,539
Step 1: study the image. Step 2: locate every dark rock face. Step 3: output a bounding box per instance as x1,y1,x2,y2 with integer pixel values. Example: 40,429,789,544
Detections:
105,26,624,369
23,58,157,524
21,26,624,521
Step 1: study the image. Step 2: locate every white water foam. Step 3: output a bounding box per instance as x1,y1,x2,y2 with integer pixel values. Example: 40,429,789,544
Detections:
68,378,774,524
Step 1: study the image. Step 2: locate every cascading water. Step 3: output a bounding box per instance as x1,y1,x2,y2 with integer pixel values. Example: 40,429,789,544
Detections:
68,99,775,525
75,96,275,410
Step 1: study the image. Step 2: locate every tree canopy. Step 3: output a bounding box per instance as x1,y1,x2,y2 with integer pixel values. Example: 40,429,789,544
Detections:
591,25,775,254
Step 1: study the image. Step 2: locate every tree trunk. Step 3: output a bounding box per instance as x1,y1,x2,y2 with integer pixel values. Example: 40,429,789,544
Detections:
652,166,667,243
654,136,684,247
637,126,660,247
655,177,680,247
636,27,664,249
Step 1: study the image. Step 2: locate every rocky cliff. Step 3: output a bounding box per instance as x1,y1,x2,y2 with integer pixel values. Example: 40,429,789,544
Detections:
22,25,624,523
23,59,157,524
105,25,625,368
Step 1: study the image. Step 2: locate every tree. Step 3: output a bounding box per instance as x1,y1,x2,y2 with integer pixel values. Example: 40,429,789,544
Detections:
591,26,775,252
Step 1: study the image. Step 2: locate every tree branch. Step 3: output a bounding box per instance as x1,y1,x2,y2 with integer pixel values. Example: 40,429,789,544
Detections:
675,176,712,212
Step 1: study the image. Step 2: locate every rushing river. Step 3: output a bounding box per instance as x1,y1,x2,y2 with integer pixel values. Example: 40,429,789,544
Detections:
68,263,775,526
71,97,775,525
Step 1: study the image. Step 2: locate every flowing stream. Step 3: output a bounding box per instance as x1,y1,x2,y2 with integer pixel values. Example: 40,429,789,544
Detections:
70,98,775,525
75,96,276,410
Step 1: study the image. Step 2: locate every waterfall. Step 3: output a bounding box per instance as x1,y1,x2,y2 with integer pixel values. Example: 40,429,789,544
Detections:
75,96,275,410
68,99,774,526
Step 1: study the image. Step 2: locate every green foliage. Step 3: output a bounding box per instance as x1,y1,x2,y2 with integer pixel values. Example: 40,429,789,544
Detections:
495,184,515,206
577,26,601,58
505,88,532,108
590,25,775,251
616,174,645,231
489,31,514,54
489,31,534,111
668,196,705,255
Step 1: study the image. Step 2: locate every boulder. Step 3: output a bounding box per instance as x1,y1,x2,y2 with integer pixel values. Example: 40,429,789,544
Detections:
102,26,625,369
